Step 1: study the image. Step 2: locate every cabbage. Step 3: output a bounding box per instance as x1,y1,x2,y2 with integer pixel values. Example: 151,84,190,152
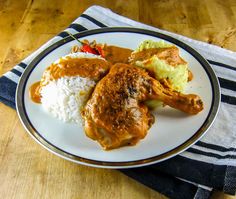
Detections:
135,57,188,92
134,40,173,52
133,40,189,109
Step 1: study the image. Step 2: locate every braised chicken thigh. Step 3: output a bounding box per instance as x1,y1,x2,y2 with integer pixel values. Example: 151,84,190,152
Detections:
82,64,203,150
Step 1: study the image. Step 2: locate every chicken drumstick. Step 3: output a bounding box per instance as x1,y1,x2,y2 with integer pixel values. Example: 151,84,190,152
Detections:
81,63,203,150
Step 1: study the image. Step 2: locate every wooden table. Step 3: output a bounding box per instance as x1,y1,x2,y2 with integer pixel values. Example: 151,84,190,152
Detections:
0,1,235,198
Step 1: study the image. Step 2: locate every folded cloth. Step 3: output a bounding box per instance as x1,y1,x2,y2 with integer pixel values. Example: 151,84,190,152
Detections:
1,5,236,199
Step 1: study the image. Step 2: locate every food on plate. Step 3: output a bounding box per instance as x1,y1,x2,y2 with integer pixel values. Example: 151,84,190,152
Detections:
81,63,203,150
129,40,191,109
71,39,132,64
40,76,95,123
39,52,109,84
130,40,189,92
103,45,132,64
29,52,109,123
29,38,204,150
67,33,105,57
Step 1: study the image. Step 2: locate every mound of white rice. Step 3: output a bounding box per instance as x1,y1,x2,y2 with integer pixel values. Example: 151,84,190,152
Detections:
40,52,103,124
41,76,95,124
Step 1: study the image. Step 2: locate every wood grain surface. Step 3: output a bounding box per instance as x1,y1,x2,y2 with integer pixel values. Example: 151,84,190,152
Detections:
0,0,236,199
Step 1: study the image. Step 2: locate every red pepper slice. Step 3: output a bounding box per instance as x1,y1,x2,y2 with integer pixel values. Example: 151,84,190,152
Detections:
81,45,98,55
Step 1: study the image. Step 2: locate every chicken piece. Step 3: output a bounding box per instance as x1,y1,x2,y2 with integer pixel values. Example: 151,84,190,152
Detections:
81,64,203,150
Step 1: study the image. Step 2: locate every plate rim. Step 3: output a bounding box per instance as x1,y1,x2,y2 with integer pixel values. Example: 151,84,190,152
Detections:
16,27,221,168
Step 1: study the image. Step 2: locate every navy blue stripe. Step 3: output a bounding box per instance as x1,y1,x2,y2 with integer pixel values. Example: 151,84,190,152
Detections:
68,23,87,32
121,167,198,199
18,62,27,69
58,31,69,38
0,76,17,108
11,69,22,77
80,14,107,27
187,148,236,159
196,141,236,153
223,166,236,194
151,155,229,191
208,60,236,71
194,187,211,199
221,94,236,105
218,77,236,91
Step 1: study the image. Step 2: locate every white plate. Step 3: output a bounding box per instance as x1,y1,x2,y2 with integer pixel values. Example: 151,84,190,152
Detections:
16,28,220,168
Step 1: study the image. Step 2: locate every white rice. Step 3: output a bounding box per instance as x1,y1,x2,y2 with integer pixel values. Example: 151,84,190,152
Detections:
40,52,102,124
40,76,95,124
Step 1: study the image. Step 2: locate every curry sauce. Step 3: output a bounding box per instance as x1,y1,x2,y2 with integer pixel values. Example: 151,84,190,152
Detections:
103,45,132,64
29,81,41,103
41,58,109,83
129,46,187,66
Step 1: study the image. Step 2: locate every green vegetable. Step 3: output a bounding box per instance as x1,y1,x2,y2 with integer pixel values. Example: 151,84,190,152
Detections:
134,40,173,52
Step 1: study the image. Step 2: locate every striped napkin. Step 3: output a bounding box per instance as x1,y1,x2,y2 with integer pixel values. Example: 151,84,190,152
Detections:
1,5,236,199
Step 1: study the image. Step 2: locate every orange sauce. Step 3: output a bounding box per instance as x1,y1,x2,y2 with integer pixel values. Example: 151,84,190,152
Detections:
103,45,132,64
29,81,41,103
188,70,193,82
130,46,187,66
42,57,110,84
